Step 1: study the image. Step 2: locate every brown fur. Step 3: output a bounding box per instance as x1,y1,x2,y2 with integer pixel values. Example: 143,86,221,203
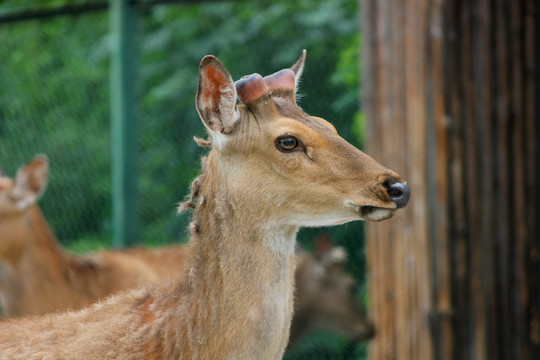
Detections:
0,156,186,318
0,51,407,359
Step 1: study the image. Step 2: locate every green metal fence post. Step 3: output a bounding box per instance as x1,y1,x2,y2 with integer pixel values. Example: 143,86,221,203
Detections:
109,0,138,247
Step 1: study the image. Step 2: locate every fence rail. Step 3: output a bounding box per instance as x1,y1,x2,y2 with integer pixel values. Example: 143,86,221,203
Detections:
362,0,539,359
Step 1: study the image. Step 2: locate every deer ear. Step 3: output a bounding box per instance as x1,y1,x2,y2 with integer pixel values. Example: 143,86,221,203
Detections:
196,56,239,147
290,49,306,90
11,155,49,210
314,233,333,260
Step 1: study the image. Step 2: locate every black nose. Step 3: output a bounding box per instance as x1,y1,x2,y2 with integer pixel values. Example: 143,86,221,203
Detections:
384,179,410,209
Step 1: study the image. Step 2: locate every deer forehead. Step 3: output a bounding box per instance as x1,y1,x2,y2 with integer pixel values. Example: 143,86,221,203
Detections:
310,116,338,134
262,116,340,144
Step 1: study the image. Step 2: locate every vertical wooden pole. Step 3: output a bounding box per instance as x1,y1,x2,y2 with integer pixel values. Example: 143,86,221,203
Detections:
362,0,539,359
109,0,138,247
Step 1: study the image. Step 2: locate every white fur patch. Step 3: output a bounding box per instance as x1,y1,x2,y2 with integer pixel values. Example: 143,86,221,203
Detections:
16,197,34,211
343,199,394,221
329,247,347,263
207,107,239,150
263,226,297,260
209,131,229,150
286,212,359,227
294,63,304,89
363,208,394,221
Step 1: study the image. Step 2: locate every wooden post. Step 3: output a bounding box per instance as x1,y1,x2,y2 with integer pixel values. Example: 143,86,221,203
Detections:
361,0,539,359
109,0,138,247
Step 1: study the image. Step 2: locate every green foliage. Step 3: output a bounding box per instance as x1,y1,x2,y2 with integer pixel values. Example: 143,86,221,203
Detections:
285,330,368,360
0,13,111,242
67,235,112,254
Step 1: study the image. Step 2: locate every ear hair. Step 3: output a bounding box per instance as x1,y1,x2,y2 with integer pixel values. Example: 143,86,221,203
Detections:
193,136,211,147
290,49,307,90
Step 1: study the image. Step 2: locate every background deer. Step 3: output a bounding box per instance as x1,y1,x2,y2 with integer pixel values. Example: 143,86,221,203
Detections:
289,234,375,348
0,50,409,359
0,155,185,317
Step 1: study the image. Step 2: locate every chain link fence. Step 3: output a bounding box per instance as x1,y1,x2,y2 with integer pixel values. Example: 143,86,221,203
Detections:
0,0,367,358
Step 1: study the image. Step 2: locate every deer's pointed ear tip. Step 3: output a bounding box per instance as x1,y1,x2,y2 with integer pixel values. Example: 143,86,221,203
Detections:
29,155,49,172
298,49,307,61
199,56,233,85
200,55,224,70
34,154,49,164
200,54,217,63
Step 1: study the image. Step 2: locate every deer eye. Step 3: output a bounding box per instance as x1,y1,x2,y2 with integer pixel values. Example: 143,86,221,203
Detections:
276,136,300,152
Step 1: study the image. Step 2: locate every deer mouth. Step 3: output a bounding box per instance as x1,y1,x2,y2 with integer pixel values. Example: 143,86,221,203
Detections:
345,200,396,221
359,206,396,221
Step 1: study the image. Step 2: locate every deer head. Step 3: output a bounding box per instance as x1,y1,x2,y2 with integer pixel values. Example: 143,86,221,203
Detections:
195,50,410,226
0,155,49,262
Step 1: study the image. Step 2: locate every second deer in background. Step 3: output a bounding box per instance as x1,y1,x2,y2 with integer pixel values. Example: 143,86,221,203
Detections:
0,155,185,317
290,234,375,348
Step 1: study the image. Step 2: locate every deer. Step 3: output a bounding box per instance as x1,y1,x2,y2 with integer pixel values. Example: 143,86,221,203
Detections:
0,156,373,344
0,156,373,346
289,234,375,348
0,155,185,318
0,50,409,359
1,157,372,346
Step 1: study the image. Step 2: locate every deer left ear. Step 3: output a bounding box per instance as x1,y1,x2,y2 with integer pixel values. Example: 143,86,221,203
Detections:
11,154,49,210
196,56,239,147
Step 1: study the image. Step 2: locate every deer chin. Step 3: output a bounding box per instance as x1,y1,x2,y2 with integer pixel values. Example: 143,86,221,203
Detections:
345,200,397,222
359,206,396,221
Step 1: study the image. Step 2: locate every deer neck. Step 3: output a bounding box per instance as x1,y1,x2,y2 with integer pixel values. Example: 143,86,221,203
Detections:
181,152,299,359
3,205,71,316
0,205,65,268
23,205,67,266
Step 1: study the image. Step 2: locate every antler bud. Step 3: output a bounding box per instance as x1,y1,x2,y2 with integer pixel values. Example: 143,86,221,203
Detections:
235,74,279,116
264,69,296,104
235,74,270,104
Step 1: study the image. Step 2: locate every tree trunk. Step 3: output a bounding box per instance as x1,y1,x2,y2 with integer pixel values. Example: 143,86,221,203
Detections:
361,0,539,359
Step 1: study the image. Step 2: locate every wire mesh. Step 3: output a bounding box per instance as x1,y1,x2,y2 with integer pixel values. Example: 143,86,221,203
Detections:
0,0,368,358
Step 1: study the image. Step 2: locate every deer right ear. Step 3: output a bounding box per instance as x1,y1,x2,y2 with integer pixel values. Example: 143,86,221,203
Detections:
314,233,333,260
196,56,239,148
11,154,49,210
290,49,306,90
